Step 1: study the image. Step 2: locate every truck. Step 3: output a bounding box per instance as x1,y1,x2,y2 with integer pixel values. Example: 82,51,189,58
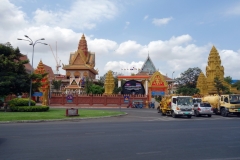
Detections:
159,95,194,118
202,94,240,117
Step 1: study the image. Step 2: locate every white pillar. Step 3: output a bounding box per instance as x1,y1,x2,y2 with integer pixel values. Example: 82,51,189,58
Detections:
118,79,121,88
145,79,148,95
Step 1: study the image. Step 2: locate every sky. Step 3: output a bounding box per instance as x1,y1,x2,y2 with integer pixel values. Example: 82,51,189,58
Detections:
1,0,240,79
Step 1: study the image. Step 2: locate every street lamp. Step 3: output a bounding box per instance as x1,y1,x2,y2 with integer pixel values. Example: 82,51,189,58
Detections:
171,71,175,94
172,71,175,79
18,35,48,106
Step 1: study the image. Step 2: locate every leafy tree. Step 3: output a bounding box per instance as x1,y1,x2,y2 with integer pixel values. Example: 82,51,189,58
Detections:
176,87,200,95
232,80,240,90
0,43,30,97
52,79,62,91
175,67,202,95
214,77,230,95
0,43,46,98
97,73,106,87
224,76,232,85
175,67,202,88
31,73,48,92
90,84,104,94
84,77,93,94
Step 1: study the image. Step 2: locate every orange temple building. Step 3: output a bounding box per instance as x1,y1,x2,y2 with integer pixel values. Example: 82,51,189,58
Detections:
61,34,98,93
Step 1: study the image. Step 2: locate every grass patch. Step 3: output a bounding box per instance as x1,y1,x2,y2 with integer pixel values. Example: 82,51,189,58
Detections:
0,108,125,122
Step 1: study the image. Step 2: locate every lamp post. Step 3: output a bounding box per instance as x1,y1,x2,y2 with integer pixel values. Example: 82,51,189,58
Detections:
17,35,48,106
171,71,175,94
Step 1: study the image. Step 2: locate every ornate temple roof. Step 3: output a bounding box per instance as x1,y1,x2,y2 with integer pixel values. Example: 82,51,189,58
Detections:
62,34,98,75
139,54,157,74
34,60,55,81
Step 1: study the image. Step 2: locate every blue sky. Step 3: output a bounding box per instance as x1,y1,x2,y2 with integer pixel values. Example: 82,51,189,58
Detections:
1,0,240,79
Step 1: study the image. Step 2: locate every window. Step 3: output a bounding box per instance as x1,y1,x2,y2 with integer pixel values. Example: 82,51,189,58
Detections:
200,103,211,107
173,98,177,104
224,97,229,103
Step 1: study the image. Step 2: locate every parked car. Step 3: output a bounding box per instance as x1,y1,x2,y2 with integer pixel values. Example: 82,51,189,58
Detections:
193,102,213,117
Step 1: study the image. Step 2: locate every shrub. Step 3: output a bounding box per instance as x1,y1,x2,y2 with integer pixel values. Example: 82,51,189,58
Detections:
10,106,49,112
8,98,36,107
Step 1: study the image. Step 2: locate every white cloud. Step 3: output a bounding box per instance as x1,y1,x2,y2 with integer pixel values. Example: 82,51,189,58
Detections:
225,3,240,15
152,17,173,26
219,49,240,78
124,21,130,29
104,61,144,74
115,40,142,55
144,15,148,20
33,0,118,30
2,0,240,79
0,0,28,30
88,38,118,55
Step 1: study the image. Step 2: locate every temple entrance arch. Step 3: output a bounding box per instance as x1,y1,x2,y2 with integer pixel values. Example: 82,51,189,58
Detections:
148,71,168,100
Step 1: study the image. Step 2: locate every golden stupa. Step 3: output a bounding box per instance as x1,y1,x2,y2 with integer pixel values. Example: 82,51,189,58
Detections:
197,46,239,94
104,70,115,95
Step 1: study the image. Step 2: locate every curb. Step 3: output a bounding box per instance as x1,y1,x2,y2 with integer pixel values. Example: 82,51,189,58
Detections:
0,113,128,124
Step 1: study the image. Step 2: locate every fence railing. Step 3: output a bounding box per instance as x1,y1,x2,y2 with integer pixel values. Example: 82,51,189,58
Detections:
50,93,147,107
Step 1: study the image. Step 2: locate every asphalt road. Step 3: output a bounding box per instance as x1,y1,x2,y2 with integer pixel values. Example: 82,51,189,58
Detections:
0,108,240,160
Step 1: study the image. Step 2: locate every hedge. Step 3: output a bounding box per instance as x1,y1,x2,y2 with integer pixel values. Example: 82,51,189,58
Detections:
8,98,36,107
10,106,49,112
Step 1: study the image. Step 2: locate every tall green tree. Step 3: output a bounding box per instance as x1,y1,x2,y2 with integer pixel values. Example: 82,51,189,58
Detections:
214,77,230,95
224,76,232,85
52,79,62,91
0,43,30,97
232,80,240,90
90,84,104,94
0,43,46,97
84,77,93,94
175,67,202,95
97,73,106,87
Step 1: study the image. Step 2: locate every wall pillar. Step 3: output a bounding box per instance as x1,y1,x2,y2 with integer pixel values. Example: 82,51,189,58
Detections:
118,79,121,88
145,79,148,96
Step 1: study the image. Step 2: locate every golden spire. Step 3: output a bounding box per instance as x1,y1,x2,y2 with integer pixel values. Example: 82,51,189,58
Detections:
78,34,88,56
196,72,208,95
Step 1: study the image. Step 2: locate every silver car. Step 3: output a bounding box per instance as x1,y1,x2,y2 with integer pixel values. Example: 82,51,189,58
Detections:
193,102,213,117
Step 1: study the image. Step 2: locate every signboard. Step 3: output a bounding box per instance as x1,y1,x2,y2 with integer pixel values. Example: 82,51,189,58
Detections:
32,92,43,97
121,80,145,95
152,91,165,96
66,94,74,103
66,108,79,116
124,96,130,103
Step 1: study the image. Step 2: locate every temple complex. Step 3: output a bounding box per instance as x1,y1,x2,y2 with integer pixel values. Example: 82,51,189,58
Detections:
61,34,98,93
197,46,239,94
118,54,174,101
